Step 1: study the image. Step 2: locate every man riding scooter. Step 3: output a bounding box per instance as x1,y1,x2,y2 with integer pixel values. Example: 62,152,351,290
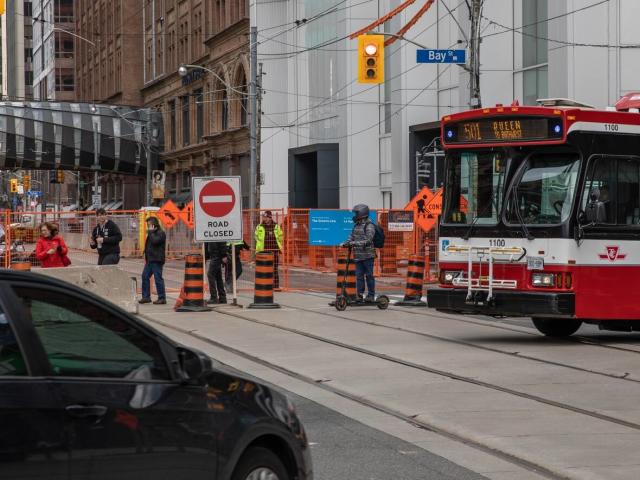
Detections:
342,204,377,303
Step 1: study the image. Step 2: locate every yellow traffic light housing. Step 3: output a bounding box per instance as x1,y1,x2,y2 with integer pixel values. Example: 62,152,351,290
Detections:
23,175,30,192
56,169,65,184
0,0,5,16
358,35,385,84
9,179,18,193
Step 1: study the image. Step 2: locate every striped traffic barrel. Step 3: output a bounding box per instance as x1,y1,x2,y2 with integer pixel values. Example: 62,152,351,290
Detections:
176,254,212,312
249,252,281,309
395,255,427,306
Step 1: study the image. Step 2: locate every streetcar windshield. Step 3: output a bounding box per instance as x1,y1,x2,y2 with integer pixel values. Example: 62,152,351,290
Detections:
506,154,580,225
444,150,510,225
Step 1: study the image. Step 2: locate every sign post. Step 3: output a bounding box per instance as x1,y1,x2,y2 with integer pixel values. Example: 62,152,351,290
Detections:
193,176,243,306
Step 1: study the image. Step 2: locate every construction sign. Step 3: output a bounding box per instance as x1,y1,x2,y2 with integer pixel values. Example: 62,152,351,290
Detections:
179,201,194,229
405,187,442,232
157,200,180,229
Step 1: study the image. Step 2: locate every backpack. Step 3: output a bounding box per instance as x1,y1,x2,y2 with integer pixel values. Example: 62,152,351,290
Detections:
372,223,385,248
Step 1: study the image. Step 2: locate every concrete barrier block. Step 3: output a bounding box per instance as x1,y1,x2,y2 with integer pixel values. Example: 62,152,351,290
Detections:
37,265,138,314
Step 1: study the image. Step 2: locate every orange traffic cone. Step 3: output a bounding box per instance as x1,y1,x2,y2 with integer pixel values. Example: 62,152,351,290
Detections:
173,287,186,311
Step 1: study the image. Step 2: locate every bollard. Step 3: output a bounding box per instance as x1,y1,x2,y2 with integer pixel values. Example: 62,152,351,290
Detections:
248,252,281,309
175,254,212,312
345,257,357,303
395,255,427,306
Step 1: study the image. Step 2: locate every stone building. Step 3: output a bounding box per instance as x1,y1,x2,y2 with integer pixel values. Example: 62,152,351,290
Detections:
142,0,250,207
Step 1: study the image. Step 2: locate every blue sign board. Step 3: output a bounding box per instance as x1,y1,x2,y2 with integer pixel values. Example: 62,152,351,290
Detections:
417,49,466,64
309,210,377,246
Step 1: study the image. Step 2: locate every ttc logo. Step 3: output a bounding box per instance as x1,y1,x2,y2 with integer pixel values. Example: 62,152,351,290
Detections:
598,246,627,261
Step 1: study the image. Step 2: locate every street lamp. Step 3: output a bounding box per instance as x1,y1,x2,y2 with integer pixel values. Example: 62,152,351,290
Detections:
179,64,257,211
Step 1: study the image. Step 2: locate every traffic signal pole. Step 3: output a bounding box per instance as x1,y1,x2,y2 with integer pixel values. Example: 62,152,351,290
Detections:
469,0,483,108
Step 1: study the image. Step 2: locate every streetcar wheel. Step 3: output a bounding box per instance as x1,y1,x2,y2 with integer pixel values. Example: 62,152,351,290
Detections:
377,295,389,310
335,296,348,311
532,318,582,337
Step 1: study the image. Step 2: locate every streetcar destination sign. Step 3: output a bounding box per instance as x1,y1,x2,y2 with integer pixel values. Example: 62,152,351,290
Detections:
443,117,564,144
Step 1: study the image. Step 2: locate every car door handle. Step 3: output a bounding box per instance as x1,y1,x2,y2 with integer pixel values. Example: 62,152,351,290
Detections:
65,404,108,418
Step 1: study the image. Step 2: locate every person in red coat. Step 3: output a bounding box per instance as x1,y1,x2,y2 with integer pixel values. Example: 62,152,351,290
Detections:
35,222,69,268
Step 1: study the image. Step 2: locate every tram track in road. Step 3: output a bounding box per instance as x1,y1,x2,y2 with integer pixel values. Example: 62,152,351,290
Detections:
270,295,640,385
144,315,566,480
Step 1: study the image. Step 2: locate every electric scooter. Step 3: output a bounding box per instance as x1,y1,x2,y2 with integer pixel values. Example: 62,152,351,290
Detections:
334,245,389,311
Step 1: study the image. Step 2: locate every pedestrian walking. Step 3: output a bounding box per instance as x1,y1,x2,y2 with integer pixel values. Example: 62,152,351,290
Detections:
139,217,166,305
35,222,71,268
206,241,229,305
343,204,376,302
225,240,250,288
255,211,283,289
90,208,122,265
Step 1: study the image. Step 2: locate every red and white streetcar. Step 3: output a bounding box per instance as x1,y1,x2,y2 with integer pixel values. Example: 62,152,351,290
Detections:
427,95,640,336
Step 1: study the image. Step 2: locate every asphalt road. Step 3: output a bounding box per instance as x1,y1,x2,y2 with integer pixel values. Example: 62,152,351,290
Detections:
292,393,488,480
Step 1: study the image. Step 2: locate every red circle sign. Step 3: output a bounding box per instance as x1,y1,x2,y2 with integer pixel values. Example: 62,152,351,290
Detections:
199,180,236,217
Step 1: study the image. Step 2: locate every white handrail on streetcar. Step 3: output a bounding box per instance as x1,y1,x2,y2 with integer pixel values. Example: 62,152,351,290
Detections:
446,244,525,305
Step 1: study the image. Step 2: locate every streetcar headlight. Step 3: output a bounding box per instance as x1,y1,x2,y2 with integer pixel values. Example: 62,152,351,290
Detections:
532,273,555,287
440,270,462,285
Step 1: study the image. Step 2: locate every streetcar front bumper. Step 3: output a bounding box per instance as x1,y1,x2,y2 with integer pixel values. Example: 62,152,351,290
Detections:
426,287,575,317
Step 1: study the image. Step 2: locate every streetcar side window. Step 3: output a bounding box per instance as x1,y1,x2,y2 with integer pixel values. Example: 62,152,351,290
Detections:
582,157,640,225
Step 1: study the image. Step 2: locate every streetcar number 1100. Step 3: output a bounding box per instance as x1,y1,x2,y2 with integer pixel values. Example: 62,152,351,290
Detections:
489,238,506,247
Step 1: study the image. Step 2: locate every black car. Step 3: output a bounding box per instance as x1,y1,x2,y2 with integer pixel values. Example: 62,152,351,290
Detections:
0,270,312,480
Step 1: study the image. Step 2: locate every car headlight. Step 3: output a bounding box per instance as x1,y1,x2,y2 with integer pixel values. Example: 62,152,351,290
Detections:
532,273,555,287
440,270,462,285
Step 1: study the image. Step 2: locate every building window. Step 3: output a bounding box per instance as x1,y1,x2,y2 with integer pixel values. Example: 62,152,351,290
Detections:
195,89,204,141
522,0,548,105
181,170,191,192
221,90,228,131
168,100,176,149
25,71,33,88
54,0,73,23
181,96,190,146
24,1,32,17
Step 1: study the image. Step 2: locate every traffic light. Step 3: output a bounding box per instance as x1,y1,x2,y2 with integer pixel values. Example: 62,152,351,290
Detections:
9,179,17,193
56,169,65,184
23,175,30,192
358,35,385,84
0,0,5,16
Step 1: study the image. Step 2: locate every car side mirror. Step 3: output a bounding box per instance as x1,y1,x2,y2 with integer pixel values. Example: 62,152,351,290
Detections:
177,346,213,384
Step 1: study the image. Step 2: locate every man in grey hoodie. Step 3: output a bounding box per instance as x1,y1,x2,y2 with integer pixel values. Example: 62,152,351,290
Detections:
343,204,376,302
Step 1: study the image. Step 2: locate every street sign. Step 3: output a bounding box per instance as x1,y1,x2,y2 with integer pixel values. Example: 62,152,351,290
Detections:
157,199,180,229
417,49,466,64
388,211,414,232
92,194,101,206
178,201,194,229
193,176,242,242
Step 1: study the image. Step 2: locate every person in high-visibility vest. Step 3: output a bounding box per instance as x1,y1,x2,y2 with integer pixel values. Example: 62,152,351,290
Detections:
255,211,283,289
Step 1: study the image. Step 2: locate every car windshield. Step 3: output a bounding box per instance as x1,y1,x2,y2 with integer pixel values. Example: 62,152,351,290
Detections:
444,150,510,225
506,153,580,225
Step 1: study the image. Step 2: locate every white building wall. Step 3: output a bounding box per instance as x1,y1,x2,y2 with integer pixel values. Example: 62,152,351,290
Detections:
256,0,640,210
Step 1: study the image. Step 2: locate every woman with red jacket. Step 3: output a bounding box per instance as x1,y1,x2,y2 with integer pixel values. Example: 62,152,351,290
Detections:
35,222,69,268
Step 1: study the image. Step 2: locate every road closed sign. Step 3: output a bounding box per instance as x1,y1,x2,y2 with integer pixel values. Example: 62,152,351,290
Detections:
193,176,243,242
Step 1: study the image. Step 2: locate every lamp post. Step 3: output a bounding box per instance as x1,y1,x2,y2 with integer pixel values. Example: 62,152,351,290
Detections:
178,64,256,210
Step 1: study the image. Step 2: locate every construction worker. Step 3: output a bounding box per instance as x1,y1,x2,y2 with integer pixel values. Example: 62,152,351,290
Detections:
255,211,283,290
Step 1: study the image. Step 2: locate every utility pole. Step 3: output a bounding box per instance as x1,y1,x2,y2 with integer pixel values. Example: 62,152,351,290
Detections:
468,0,483,108
249,26,258,212
256,62,263,210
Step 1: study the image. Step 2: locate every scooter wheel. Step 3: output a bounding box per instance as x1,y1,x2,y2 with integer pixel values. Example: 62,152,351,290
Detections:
377,295,390,310
335,296,348,311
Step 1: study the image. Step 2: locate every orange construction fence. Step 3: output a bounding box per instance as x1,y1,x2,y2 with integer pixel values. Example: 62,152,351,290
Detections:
0,207,440,292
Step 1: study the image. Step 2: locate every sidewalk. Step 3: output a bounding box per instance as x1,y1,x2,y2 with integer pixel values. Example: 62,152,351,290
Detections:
138,291,640,480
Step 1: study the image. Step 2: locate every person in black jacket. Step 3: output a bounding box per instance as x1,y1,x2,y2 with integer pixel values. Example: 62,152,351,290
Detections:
206,241,229,304
139,216,166,305
89,208,123,265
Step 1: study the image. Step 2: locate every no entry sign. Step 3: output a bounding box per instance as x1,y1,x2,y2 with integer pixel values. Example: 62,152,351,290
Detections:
193,176,243,242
